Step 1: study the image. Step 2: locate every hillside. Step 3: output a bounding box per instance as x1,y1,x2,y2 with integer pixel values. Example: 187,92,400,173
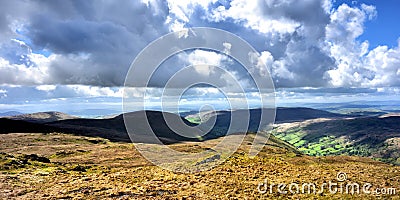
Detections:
0,132,398,199
46,111,204,144
273,116,400,164
0,118,61,134
0,111,203,144
3,108,399,165
187,107,346,124
0,109,399,198
5,111,79,123
0,108,352,144
186,107,347,139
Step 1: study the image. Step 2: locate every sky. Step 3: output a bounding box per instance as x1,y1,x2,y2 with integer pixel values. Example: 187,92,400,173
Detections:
334,0,400,49
0,0,399,116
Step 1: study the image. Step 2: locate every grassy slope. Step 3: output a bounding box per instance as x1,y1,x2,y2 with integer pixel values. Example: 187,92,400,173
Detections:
273,116,400,164
0,133,399,199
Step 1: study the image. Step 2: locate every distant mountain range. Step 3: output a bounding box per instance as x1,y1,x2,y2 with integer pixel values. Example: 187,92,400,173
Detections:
5,111,78,123
0,111,23,117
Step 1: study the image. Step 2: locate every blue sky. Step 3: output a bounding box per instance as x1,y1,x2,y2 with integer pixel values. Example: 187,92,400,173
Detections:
0,0,399,116
334,0,400,48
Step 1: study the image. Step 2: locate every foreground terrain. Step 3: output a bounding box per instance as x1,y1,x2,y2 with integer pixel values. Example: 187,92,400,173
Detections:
0,132,399,199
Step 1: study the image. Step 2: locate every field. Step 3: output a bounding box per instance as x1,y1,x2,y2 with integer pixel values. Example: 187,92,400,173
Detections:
273,116,400,164
0,132,399,199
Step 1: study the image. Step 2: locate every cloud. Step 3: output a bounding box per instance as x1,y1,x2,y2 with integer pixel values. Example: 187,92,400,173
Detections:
0,0,399,91
64,85,123,98
0,89,6,98
186,49,231,76
363,44,400,87
0,55,50,85
325,4,400,88
0,0,170,86
35,85,57,92
162,0,399,89
201,0,335,87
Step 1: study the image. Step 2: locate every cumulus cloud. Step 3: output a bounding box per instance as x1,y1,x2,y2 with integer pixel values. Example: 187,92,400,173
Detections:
186,49,232,76
168,0,399,88
0,0,399,95
198,0,336,87
325,4,400,88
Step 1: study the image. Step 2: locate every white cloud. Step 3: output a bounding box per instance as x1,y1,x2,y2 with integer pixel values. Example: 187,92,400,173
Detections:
186,50,231,76
65,85,123,98
208,0,300,35
248,51,273,77
187,50,229,66
0,0,399,92
222,42,232,55
0,55,50,85
361,4,377,20
325,3,400,88
165,0,217,32
364,44,400,87
36,85,57,92
0,89,7,98
326,4,370,43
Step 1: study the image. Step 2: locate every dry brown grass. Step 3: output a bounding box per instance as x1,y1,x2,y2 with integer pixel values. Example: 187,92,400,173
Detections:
0,132,399,199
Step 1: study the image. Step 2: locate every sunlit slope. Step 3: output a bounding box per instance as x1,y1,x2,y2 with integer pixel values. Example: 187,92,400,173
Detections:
273,116,400,164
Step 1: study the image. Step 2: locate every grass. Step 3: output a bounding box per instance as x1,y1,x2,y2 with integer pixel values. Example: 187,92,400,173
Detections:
0,132,399,199
272,117,400,163
185,117,202,124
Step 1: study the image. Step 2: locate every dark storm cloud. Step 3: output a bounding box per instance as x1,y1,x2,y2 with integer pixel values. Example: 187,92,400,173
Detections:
0,0,170,86
29,0,169,54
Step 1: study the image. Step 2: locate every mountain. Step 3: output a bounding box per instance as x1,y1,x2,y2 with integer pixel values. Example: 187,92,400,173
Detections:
187,107,347,124
46,110,206,144
43,108,348,143
273,115,400,164
2,108,400,165
0,111,23,117
0,109,283,144
186,107,348,139
0,118,61,134
275,107,348,122
0,111,204,144
5,111,79,123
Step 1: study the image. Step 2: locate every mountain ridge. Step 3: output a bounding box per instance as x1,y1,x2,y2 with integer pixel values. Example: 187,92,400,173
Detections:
4,111,79,123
